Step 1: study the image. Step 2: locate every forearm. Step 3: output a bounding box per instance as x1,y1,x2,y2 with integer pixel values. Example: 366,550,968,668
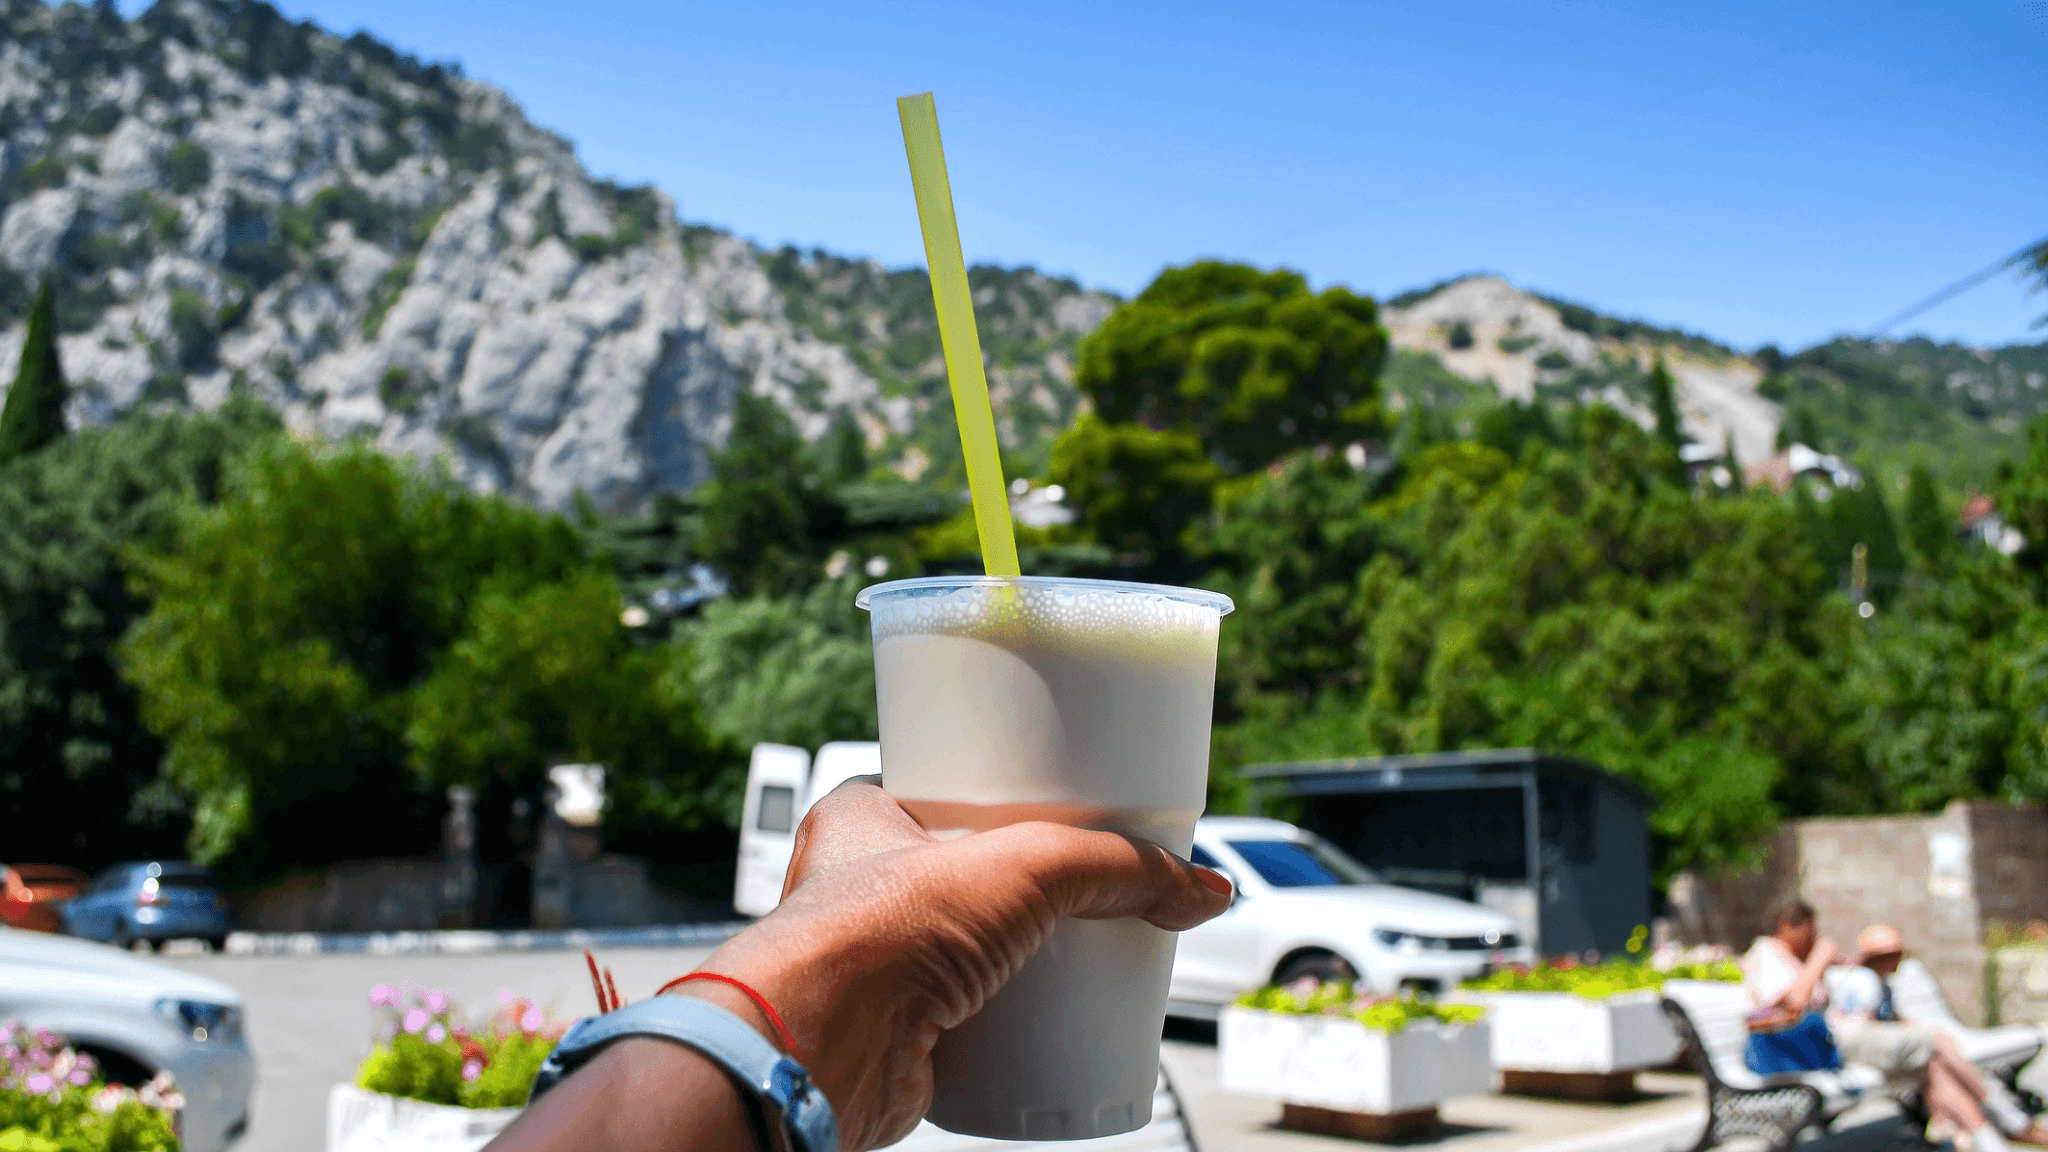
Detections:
486,1037,755,1152
1783,952,1832,1010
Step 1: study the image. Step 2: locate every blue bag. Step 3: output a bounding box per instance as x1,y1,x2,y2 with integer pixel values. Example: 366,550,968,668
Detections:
1744,1010,1840,1074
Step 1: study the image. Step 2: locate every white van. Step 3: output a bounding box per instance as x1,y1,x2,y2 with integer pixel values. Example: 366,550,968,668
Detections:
734,742,882,917
733,742,1198,1152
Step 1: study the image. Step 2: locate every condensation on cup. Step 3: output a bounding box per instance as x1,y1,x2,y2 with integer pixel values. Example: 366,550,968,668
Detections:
857,575,1232,1141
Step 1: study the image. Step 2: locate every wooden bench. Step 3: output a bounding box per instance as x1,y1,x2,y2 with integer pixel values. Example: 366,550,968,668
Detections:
1660,980,1887,1152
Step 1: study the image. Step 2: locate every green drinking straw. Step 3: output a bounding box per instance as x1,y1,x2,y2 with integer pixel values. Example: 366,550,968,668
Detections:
896,92,1021,578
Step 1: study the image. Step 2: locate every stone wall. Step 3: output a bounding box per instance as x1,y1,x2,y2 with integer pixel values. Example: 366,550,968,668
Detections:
233,854,710,933
1993,947,2048,1027
1668,801,2048,1026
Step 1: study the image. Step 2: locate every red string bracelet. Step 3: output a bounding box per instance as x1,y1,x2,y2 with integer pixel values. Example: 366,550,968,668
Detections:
584,950,613,1013
658,972,803,1063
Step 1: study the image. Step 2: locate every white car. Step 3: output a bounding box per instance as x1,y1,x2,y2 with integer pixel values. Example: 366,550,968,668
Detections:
1169,816,1532,1015
0,926,254,1152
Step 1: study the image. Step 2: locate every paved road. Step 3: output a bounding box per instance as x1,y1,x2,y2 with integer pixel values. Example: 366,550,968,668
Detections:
160,947,1869,1152
161,944,721,1152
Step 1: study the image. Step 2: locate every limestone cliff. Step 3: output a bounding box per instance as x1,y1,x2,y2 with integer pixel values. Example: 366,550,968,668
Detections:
0,0,1113,510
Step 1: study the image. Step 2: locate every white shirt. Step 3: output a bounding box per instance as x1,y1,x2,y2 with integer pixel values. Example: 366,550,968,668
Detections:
1743,936,1827,1010
1828,966,1887,1020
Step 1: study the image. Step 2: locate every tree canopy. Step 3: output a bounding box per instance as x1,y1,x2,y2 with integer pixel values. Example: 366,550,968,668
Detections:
120,440,722,877
1051,261,1389,566
0,397,279,864
1205,408,1849,876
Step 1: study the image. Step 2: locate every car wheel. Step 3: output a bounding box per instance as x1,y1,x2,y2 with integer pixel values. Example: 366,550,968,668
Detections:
110,922,133,951
1274,950,1359,987
206,936,229,953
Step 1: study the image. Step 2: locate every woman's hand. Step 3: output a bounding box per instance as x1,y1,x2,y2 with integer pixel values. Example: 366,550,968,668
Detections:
674,778,1232,1151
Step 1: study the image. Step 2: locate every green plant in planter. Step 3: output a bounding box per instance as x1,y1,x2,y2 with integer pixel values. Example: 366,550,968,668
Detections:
1461,960,1671,998
1232,981,1488,1033
356,987,564,1110
1461,930,1741,997
1987,921,2048,950
0,1024,182,1152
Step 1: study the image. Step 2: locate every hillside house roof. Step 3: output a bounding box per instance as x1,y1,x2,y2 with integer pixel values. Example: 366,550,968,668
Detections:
1741,443,1861,493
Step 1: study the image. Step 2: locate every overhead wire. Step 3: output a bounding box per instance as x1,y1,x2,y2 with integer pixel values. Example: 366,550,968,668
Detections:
1869,238,2047,334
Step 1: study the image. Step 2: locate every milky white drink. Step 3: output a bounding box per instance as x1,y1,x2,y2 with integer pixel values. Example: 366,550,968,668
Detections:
856,575,1231,1141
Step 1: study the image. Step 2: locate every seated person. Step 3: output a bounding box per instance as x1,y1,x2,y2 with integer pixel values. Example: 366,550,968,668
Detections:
1741,898,1842,1075
1832,925,2046,1148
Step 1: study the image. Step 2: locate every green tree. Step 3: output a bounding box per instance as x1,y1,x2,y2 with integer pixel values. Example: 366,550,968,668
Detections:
1208,405,1849,877
405,570,722,816
1794,470,1906,602
1046,415,1221,560
1646,358,1683,450
0,398,280,866
696,392,842,597
2016,236,2048,329
1777,404,1823,452
0,279,67,463
120,440,594,875
1075,261,1387,471
1901,462,1953,569
668,576,877,770
815,411,869,486
1997,413,2048,589
1053,261,1389,566
1839,549,2048,811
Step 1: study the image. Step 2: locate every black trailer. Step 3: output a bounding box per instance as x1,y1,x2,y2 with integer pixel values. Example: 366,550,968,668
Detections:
1244,749,1650,958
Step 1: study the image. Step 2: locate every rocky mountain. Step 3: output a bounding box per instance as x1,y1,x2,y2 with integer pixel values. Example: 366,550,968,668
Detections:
1377,275,2048,483
0,0,1113,511
1379,275,1779,463
1,0,2034,509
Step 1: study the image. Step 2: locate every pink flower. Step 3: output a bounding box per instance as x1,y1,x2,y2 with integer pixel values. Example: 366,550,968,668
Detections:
520,1006,544,1032
425,1023,446,1044
25,1073,53,1094
368,984,398,1007
402,1008,429,1034
461,1058,483,1082
496,988,514,1005
67,1066,91,1085
423,990,448,1014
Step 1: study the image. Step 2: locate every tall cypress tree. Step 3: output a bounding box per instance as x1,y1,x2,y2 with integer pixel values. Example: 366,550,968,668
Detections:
0,279,68,463
1647,358,1684,450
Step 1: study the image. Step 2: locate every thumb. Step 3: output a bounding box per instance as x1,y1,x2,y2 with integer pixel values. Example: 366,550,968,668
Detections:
956,822,1233,932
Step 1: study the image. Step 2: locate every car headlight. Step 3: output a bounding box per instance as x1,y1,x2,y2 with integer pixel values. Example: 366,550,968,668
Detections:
1374,928,1424,953
155,999,240,1043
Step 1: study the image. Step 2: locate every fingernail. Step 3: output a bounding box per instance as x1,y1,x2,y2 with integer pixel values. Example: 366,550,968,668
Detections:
1195,866,1233,898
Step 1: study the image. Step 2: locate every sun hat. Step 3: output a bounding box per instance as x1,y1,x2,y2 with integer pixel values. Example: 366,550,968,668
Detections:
1856,923,1905,960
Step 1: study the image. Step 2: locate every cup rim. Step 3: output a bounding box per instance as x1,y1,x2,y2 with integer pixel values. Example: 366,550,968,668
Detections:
855,574,1234,616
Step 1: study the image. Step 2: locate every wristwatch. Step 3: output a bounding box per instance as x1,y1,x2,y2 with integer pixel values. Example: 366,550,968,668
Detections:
529,995,838,1152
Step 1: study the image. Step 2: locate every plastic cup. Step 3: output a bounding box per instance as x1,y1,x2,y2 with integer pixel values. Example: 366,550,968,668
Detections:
856,575,1233,1140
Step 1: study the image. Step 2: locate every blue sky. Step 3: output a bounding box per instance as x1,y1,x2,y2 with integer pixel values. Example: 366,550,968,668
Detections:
126,0,2048,349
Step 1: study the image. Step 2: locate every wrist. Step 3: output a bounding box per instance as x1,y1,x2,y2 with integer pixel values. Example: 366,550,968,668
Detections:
681,905,930,1116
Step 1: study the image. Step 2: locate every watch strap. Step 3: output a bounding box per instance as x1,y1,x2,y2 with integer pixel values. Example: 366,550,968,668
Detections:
529,995,838,1152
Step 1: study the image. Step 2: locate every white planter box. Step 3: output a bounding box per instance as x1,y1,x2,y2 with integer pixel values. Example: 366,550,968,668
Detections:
1218,1007,1492,1115
327,1084,521,1152
1469,989,1677,1073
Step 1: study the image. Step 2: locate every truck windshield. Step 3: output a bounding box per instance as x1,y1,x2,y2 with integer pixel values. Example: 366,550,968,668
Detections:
1228,837,1380,888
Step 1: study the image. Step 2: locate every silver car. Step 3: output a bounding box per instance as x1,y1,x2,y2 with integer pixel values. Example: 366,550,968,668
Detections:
0,926,254,1151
